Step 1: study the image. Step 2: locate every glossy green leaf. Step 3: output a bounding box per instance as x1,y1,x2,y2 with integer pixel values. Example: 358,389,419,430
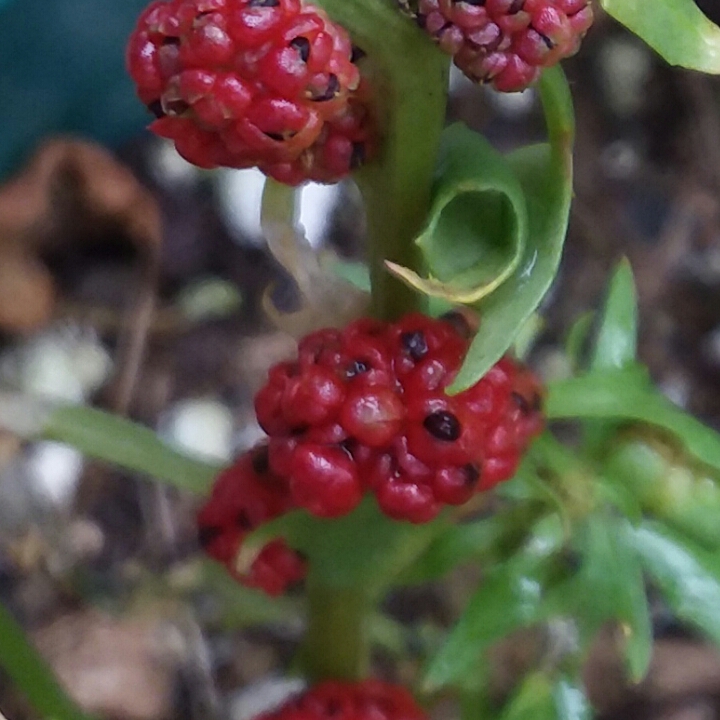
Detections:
387,123,527,304
423,517,562,690
0,601,98,720
601,0,720,74
327,259,372,292
591,259,638,371
553,677,593,720
43,405,219,495
547,367,720,473
245,497,444,592
629,521,720,645
449,66,574,392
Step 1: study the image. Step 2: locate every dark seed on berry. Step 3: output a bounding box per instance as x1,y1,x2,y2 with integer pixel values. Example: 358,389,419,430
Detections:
350,143,365,169
423,411,461,441
312,74,340,102
350,45,366,63
237,509,253,530
161,36,180,46
198,525,223,548
511,391,530,414
248,0,280,6
346,359,369,378
146,99,165,118
290,37,311,62
251,446,270,474
400,330,428,361
464,463,481,486
163,98,190,116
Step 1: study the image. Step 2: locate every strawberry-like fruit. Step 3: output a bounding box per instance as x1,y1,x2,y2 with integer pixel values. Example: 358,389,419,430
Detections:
256,680,427,720
127,0,373,183
405,0,593,92
253,312,544,523
197,446,306,595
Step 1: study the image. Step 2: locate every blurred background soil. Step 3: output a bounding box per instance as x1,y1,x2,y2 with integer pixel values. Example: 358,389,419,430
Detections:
3,2,720,719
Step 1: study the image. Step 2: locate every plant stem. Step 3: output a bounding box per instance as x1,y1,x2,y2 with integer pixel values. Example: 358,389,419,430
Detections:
314,0,450,320
299,579,372,681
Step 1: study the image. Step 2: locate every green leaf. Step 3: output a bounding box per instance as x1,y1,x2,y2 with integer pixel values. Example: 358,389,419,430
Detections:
553,677,593,720
499,673,556,720
601,0,720,74
387,123,527,304
43,405,219,495
422,517,563,690
591,259,638,371
326,259,372,292
547,367,720,473
565,311,594,372
0,601,98,720
449,66,575,392
400,501,546,584
245,497,445,592
572,516,652,681
629,521,720,646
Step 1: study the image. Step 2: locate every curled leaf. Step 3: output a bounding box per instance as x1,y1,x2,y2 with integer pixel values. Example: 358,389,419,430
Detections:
386,125,527,304
449,66,575,393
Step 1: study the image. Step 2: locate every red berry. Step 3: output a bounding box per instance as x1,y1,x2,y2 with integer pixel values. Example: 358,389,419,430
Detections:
289,443,363,517
410,0,593,92
127,0,372,182
257,680,428,720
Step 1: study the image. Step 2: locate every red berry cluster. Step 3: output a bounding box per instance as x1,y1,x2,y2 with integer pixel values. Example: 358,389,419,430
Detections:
407,0,593,92
127,0,373,184
254,312,544,523
256,680,427,720
197,446,306,595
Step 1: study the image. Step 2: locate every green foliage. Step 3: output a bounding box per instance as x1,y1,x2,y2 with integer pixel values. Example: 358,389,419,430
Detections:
0,601,98,720
449,67,575,392
602,0,720,74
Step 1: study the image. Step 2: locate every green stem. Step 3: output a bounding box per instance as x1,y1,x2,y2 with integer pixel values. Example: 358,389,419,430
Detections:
299,580,372,681
314,0,450,320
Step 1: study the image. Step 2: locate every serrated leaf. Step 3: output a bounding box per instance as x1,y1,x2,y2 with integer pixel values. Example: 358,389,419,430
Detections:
629,521,720,646
387,123,527,304
591,259,637,371
601,0,720,74
546,367,720,473
449,66,574,392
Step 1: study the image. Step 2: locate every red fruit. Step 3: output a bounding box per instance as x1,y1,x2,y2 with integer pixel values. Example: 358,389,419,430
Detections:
410,0,593,92
127,0,372,182
289,444,363,517
257,680,428,720
196,448,304,595
253,312,544,523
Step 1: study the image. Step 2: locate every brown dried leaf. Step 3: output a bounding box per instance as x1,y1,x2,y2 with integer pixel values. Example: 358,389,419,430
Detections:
0,138,162,332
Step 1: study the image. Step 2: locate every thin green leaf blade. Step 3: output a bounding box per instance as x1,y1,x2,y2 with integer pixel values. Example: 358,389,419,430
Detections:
591,258,638,371
546,368,720,473
499,673,556,720
0,601,98,720
630,521,720,645
602,0,720,74
449,66,574,392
